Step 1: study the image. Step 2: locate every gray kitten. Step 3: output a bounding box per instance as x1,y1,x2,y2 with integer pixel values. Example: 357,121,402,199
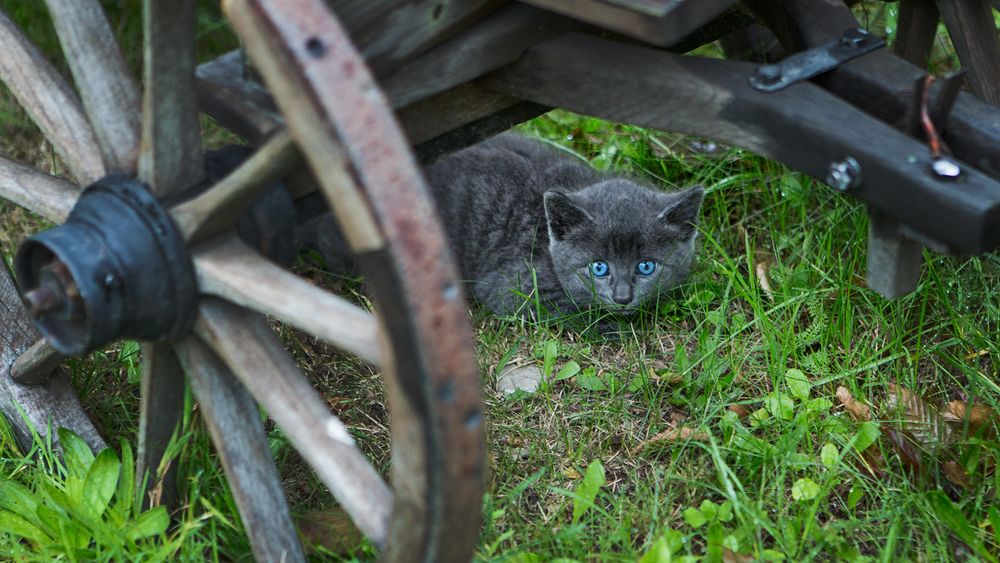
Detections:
304,132,703,317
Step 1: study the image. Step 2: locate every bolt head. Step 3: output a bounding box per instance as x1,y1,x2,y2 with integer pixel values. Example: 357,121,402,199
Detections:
755,64,782,84
931,156,961,179
840,28,869,47
826,157,862,191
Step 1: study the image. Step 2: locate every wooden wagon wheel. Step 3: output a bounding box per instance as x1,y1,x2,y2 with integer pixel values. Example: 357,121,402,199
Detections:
0,0,484,561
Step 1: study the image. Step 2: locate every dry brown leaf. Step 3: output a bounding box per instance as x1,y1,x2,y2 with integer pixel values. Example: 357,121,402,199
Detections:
943,460,972,490
885,384,951,449
295,509,365,555
881,424,923,474
637,426,709,451
728,404,750,419
836,386,871,421
943,401,996,437
855,446,886,479
723,547,754,562
754,256,774,300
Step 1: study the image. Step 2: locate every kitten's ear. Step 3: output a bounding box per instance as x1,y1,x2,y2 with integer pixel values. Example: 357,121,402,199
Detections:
544,190,592,241
657,185,704,236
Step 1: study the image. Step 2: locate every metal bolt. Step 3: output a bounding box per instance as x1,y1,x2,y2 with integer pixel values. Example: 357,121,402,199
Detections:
840,28,869,47
931,156,961,179
826,156,862,191
755,64,783,85
22,285,64,316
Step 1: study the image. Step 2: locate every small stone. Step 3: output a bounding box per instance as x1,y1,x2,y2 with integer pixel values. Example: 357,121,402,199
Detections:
497,364,542,395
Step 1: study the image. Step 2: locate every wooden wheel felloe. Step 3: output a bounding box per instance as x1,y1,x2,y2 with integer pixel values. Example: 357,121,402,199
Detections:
0,1,484,561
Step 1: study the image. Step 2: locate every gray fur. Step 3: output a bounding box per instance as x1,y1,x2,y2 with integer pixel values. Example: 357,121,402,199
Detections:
303,133,703,317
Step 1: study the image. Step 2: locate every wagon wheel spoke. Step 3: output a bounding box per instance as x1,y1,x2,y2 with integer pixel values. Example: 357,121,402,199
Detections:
174,336,305,563
44,0,142,173
194,298,393,547
191,237,382,365
170,130,299,242
135,343,185,509
138,0,204,197
0,156,79,223
893,0,940,67
0,9,104,184
934,0,1000,107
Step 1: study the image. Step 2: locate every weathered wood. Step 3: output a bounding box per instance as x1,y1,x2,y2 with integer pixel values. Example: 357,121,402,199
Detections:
0,266,104,453
398,83,520,144
196,50,283,146
412,98,550,164
0,9,104,184
194,299,392,548
893,0,940,67
935,0,1000,107
224,0,385,253
135,342,184,509
44,0,142,174
10,339,64,385
518,0,735,46
175,336,305,563
483,33,1000,253
0,156,79,223
326,0,504,75
138,0,204,197
380,3,582,108
170,130,298,242
192,237,381,365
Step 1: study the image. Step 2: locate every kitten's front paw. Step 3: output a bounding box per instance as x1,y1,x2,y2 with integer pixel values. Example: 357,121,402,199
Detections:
594,319,626,341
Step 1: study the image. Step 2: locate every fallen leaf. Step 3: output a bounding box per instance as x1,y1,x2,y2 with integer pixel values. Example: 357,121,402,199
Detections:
637,426,709,451
728,404,750,419
943,401,996,437
885,384,951,449
561,467,583,480
722,547,754,562
881,424,923,474
295,509,364,555
754,256,774,300
836,386,871,421
942,461,971,490
855,447,886,479
497,364,542,395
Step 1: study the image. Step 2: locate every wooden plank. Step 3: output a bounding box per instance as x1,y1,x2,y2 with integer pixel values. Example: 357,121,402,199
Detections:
0,266,104,453
138,0,204,197
518,0,735,46
326,0,504,75
893,0,940,67
175,336,305,563
398,83,520,144
196,50,284,146
482,32,1000,253
0,9,104,184
10,339,64,385
223,0,385,253
44,0,142,173
935,0,1000,106
194,299,392,548
135,342,184,509
170,130,298,242
0,156,79,223
380,3,583,108
192,237,381,365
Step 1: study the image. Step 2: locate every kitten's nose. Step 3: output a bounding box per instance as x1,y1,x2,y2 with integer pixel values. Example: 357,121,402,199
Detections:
612,285,632,305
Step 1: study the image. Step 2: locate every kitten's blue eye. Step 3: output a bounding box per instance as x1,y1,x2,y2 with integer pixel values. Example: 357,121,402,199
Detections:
590,261,609,277
636,260,656,276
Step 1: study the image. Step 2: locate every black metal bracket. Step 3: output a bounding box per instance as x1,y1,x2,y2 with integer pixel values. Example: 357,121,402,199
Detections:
749,28,885,92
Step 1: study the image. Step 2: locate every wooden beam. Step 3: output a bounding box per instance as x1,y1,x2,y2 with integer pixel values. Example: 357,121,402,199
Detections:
0,156,79,223
935,0,1000,106
893,0,940,68
10,339,64,385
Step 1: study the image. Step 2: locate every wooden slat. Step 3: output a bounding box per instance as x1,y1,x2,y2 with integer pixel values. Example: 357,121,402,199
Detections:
135,342,184,509
893,0,940,67
194,299,393,548
326,0,504,75
44,0,142,173
0,9,104,184
195,50,284,146
138,0,204,197
10,339,64,385
192,237,381,365
935,0,1000,107
0,266,105,453
170,130,298,242
0,155,79,222
175,336,305,563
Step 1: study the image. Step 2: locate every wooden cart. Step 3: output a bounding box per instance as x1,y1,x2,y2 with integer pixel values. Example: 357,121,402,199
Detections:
1,0,999,561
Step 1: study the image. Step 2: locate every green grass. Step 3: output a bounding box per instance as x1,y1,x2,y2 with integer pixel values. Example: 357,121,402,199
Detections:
0,2,999,561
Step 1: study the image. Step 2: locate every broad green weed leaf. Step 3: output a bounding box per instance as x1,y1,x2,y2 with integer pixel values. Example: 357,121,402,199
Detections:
683,507,707,528
717,501,734,522
0,480,39,519
58,428,95,479
854,421,881,452
127,506,169,541
699,500,718,522
542,340,558,379
926,491,985,556
571,460,605,524
83,448,120,519
785,369,810,401
847,486,863,510
765,392,795,421
820,443,839,469
575,368,607,391
791,478,821,501
115,441,135,517
0,510,48,543
553,361,581,382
